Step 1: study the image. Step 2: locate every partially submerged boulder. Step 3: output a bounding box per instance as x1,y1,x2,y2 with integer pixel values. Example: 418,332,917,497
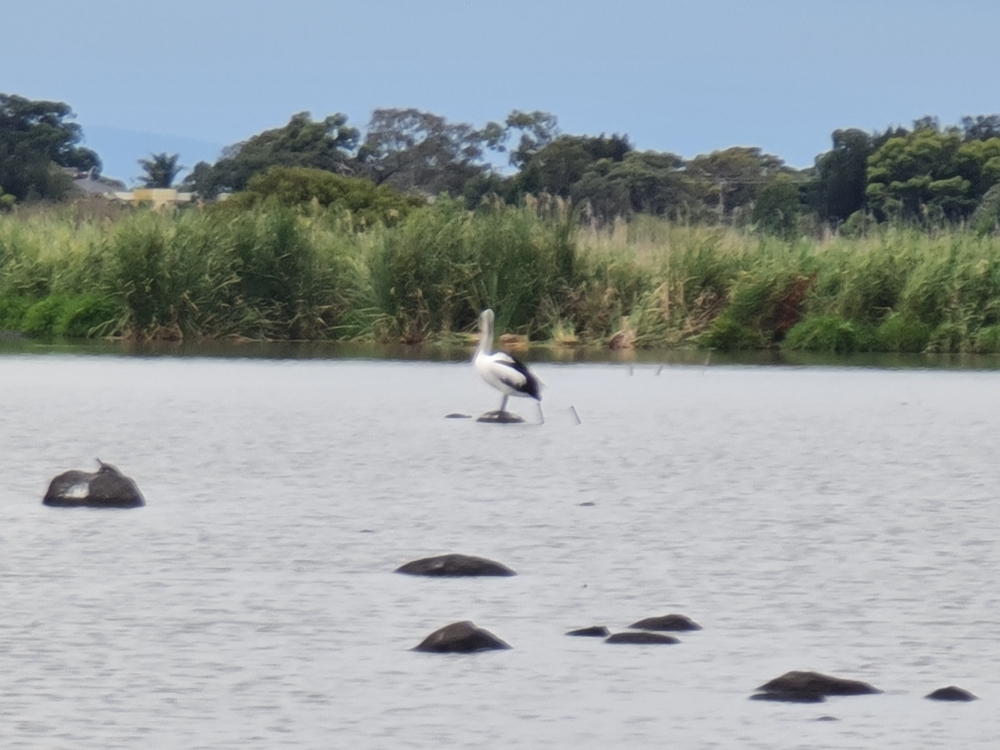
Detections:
628,614,701,632
476,410,525,424
395,554,515,577
43,460,144,508
413,621,510,653
750,691,826,704
605,632,679,645
566,626,610,637
925,686,978,702
753,671,881,703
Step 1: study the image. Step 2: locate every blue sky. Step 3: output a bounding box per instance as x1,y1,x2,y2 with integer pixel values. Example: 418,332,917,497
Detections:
6,0,999,183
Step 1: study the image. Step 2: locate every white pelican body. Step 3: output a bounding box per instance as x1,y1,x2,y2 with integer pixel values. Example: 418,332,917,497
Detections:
473,309,541,414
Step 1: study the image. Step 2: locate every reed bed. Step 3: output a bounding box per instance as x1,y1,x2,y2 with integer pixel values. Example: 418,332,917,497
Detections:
2,201,1000,353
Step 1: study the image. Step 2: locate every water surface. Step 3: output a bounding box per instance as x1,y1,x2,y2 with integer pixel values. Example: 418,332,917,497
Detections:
1,354,997,748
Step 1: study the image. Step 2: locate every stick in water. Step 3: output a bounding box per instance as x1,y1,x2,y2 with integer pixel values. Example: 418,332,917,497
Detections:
570,406,581,425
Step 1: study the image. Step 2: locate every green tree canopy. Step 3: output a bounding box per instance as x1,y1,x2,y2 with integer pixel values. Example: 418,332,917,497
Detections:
866,128,1000,222
224,166,423,226
354,108,493,196
685,146,791,220
0,93,100,202
515,133,632,198
809,129,874,223
572,150,707,223
138,152,183,188
184,112,359,197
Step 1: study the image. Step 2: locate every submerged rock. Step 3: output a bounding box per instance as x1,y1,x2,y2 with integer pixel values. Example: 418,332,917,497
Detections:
750,691,826,704
605,632,679,645
566,626,610,637
628,614,701,632
43,460,145,508
395,554,516,577
476,410,526,424
413,621,510,653
754,671,881,702
925,686,978,702
445,413,472,419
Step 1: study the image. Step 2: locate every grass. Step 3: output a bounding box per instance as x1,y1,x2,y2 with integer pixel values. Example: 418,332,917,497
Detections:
2,201,1000,353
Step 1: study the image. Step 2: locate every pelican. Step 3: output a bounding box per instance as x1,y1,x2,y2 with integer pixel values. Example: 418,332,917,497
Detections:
474,308,542,418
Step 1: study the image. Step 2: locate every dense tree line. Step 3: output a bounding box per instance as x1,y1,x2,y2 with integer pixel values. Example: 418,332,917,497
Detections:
0,93,100,205
3,91,999,233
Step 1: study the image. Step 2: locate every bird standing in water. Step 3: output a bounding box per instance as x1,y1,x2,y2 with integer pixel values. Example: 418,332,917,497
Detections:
473,308,542,419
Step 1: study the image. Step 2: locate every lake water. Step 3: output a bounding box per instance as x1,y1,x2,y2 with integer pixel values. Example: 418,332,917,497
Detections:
1,352,998,748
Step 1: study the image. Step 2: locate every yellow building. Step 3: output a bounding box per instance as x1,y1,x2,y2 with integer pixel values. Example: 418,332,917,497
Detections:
113,188,194,209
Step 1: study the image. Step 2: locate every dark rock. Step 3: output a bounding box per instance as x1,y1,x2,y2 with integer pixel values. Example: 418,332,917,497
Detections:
628,614,701,632
578,502,595,507
605,632,680,645
815,716,840,721
43,460,145,508
395,554,515,577
566,626,610,637
476,410,525,424
925,686,978,702
750,691,826,704
445,413,471,419
413,621,510,653
756,671,881,699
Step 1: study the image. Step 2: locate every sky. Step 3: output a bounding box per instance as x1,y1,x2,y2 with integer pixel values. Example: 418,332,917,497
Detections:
5,0,1000,183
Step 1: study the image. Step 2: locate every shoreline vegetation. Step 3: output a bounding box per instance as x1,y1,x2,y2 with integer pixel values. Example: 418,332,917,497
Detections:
4,199,1000,354
3,94,1000,355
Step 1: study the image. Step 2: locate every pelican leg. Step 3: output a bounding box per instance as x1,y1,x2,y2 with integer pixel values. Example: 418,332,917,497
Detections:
499,394,509,414
536,402,544,425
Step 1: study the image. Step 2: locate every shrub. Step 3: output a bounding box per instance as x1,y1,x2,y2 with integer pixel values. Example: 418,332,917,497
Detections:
701,315,765,351
874,314,932,353
974,324,1000,353
783,314,874,353
226,166,423,227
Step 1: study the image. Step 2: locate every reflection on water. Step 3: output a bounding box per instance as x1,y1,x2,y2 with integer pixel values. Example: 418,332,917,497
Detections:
1,353,998,748
5,337,1000,369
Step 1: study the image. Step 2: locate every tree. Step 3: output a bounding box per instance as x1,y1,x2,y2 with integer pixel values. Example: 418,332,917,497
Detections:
224,166,423,226
184,112,359,197
685,147,791,221
138,152,183,188
502,110,560,168
572,150,706,223
752,179,803,237
515,133,632,198
0,93,100,201
809,129,874,223
354,108,492,196
866,128,1000,222
962,114,1000,142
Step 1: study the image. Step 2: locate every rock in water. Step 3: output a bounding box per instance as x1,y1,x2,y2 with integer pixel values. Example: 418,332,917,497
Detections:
750,691,827,704
925,686,978,701
396,554,515,577
605,632,680,645
628,614,702,631
43,460,145,508
566,626,610,637
754,671,881,702
413,621,510,653
476,411,525,424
